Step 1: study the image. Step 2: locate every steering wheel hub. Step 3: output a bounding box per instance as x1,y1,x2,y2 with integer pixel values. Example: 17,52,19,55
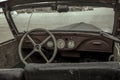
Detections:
34,44,41,51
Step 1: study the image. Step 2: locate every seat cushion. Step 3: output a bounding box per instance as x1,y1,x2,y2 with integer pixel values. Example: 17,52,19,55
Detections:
24,62,120,80
0,68,24,80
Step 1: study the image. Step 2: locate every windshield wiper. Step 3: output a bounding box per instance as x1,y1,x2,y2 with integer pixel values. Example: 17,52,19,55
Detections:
100,31,120,43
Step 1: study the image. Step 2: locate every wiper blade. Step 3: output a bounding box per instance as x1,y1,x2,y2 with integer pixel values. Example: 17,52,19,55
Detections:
100,31,120,43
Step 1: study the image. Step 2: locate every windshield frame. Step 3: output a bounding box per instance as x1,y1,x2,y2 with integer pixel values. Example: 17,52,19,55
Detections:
8,0,116,9
1,1,118,36
10,1,115,11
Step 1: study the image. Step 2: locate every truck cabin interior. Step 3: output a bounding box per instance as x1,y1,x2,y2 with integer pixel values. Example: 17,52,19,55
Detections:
0,0,120,80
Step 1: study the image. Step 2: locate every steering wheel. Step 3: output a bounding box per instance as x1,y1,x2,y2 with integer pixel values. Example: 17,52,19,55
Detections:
18,28,57,65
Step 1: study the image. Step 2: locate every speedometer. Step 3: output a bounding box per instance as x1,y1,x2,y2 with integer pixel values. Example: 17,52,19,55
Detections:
67,40,75,49
47,41,54,48
57,39,65,49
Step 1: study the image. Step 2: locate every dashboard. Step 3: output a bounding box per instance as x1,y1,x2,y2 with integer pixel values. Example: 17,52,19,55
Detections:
26,32,113,53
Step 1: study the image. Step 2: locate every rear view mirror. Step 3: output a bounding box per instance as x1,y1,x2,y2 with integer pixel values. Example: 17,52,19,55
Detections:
57,5,69,12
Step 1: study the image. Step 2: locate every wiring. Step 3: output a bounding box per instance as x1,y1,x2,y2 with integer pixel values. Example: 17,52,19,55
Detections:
26,10,34,31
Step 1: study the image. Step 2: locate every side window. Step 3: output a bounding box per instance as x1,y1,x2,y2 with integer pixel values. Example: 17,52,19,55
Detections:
0,8,14,43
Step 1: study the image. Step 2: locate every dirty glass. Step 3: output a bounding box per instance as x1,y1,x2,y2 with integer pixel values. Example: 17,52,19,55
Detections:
0,8,14,43
11,6,114,33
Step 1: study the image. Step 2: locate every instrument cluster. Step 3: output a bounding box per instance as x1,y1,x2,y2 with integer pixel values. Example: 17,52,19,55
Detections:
47,39,75,49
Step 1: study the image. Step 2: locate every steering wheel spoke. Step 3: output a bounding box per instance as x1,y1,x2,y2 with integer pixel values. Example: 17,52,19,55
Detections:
27,35,36,45
24,50,35,61
38,50,49,62
40,36,51,46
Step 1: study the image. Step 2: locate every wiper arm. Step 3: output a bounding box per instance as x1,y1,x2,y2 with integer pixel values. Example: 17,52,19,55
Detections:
100,31,120,43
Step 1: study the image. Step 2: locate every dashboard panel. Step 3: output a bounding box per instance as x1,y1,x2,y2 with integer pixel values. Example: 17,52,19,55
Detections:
29,32,113,53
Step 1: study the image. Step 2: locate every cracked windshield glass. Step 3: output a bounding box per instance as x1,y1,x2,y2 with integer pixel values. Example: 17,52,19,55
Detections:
11,6,114,33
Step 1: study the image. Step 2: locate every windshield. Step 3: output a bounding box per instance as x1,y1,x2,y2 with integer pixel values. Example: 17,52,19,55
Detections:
11,6,114,33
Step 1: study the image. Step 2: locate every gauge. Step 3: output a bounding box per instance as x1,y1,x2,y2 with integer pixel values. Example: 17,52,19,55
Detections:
57,39,65,49
47,41,54,48
67,40,75,49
